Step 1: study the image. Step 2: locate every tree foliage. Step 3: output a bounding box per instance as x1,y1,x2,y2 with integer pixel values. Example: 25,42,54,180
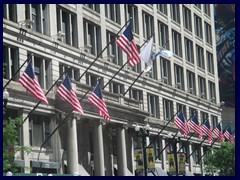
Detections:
204,142,235,176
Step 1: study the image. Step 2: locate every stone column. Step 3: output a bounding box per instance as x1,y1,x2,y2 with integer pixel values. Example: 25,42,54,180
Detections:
67,117,79,174
161,138,167,170
117,126,128,176
188,143,194,172
93,121,105,176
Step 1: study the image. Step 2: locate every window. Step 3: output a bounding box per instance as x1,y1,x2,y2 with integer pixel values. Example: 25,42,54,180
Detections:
196,45,204,69
172,30,182,57
105,4,120,24
205,22,212,45
150,136,162,161
179,142,189,163
204,4,211,17
29,114,51,148
157,4,167,15
147,93,160,118
161,58,171,85
200,111,208,124
194,14,203,39
25,4,49,35
106,31,123,66
163,99,173,121
86,73,104,88
148,60,157,80
3,44,19,81
83,4,100,13
30,54,52,90
187,70,196,95
177,103,186,117
174,65,184,90
195,4,202,10
109,82,124,94
125,4,139,34
189,107,197,118
57,6,78,47
59,64,80,82
211,115,218,128
206,51,214,74
129,88,143,101
183,6,192,32
4,4,17,22
171,4,180,24
83,19,101,56
198,76,206,99
158,21,169,50
192,144,201,164
208,81,216,102
142,11,154,39
184,38,194,63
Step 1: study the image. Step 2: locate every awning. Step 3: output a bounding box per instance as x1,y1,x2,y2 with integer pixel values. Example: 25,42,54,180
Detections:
148,167,168,176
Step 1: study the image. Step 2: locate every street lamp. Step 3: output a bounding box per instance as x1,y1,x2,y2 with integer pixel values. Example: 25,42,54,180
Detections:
3,89,9,109
135,123,150,176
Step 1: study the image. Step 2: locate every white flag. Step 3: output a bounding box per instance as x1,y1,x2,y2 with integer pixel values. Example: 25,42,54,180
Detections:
140,37,154,73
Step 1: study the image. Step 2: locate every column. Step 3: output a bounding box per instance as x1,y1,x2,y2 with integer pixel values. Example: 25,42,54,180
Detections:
93,121,105,176
188,143,194,172
117,126,128,176
67,117,79,174
161,138,167,170
200,147,205,176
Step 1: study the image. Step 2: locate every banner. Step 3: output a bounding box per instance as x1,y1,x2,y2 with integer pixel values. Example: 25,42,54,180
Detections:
135,148,143,171
168,153,176,175
178,153,186,175
146,147,155,172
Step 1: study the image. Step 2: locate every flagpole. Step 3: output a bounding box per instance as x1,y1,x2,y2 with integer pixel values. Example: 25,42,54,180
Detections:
22,70,66,123
185,120,223,163
76,18,132,82
3,54,32,90
195,123,232,164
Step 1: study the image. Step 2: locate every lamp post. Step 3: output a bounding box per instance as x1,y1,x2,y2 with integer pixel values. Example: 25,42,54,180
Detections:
135,123,150,176
3,89,9,109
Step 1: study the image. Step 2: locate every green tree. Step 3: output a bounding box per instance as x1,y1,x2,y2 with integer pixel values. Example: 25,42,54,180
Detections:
204,142,235,176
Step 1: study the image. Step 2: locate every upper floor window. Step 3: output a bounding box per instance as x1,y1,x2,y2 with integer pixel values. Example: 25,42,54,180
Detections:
83,19,102,56
83,4,100,13
211,115,218,128
59,64,80,82
189,107,197,118
205,22,212,45
187,70,196,95
109,82,124,94
105,4,120,24
200,111,208,124
183,6,192,32
106,31,123,66
203,4,211,17
196,45,204,69
125,4,139,34
129,88,143,102
195,4,202,10
148,60,157,80
147,93,160,118
4,4,17,22
198,76,206,99
3,44,19,81
142,11,154,39
174,64,184,90
163,99,173,121
184,38,194,63
29,53,52,90
161,58,171,85
171,4,180,24
29,114,51,148
206,51,214,74
194,14,203,39
177,103,186,117
26,4,49,35
86,73,104,87
208,81,216,102
158,21,169,50
157,4,167,15
172,30,182,57
57,6,78,47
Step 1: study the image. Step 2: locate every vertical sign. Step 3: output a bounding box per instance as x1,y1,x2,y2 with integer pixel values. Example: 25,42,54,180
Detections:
146,147,155,172
178,153,186,175
135,148,143,172
168,153,176,175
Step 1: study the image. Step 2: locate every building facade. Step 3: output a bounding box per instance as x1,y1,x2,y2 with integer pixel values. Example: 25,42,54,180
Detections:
3,4,221,176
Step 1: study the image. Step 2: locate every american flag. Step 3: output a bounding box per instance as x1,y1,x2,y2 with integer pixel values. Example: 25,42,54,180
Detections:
116,23,141,67
88,83,110,121
189,115,203,139
223,126,234,143
56,75,84,115
213,123,224,142
174,112,190,138
201,119,213,143
18,61,49,105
